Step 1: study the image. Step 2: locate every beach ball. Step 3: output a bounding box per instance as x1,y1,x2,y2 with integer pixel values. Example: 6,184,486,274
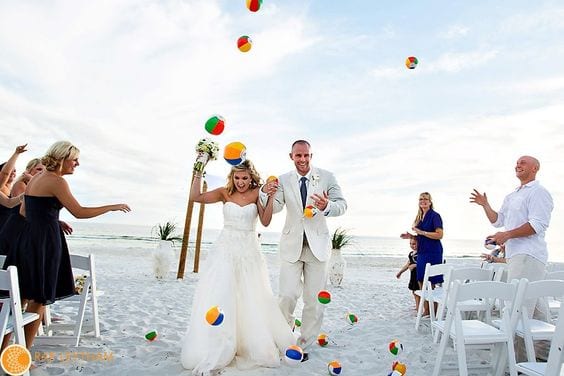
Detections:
205,306,224,326
267,175,278,184
223,142,246,166
145,330,158,341
484,238,497,250
388,371,403,376
246,0,262,12
317,290,331,304
345,312,358,325
392,361,407,375
389,339,403,355
237,35,252,53
328,360,342,375
304,205,317,218
294,318,302,328
405,56,418,69
318,333,329,347
284,345,303,366
204,115,225,135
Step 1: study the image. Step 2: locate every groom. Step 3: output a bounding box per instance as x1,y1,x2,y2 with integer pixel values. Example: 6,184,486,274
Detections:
261,139,347,357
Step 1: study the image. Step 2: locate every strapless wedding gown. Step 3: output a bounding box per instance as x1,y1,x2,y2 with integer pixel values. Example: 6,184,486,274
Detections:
180,202,294,375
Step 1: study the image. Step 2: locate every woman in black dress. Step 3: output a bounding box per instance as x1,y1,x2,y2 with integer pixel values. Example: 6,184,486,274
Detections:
12,140,130,349
0,144,28,229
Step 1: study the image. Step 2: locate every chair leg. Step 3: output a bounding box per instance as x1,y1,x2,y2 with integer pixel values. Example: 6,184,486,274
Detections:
455,335,468,376
524,333,536,362
415,294,425,331
432,327,450,376
491,343,505,376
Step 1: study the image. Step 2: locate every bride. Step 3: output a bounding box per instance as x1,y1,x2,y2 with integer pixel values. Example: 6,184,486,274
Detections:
181,159,294,375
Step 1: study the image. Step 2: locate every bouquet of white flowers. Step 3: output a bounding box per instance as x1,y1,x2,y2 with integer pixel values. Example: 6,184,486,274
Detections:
194,138,220,173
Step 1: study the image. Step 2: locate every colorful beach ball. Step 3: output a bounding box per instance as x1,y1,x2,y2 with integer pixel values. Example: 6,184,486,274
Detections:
317,290,331,304
405,56,418,69
237,35,252,53
388,371,403,376
266,175,278,184
304,205,317,218
389,339,403,355
318,333,329,347
294,318,302,328
205,306,224,326
345,312,358,325
223,141,247,166
144,330,158,341
246,0,262,12
328,360,342,375
204,115,225,135
392,360,407,375
284,345,303,366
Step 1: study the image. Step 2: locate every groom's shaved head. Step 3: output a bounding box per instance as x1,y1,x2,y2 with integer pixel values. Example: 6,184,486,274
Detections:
291,140,311,150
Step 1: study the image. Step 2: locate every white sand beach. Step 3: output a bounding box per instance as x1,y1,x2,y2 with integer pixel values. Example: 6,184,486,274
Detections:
27,245,511,376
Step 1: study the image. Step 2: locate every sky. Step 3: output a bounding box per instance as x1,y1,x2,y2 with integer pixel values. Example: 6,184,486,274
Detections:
1,1,563,257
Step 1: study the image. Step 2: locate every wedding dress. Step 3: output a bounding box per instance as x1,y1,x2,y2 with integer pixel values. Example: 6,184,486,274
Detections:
180,202,294,375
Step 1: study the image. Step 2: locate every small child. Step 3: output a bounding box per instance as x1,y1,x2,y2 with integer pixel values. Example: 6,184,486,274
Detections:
396,237,419,309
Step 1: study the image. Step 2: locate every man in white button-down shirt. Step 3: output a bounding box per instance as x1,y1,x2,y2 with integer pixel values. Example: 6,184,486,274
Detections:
470,155,553,282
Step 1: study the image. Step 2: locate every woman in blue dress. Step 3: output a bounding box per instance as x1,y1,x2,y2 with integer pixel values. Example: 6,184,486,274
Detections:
401,192,444,315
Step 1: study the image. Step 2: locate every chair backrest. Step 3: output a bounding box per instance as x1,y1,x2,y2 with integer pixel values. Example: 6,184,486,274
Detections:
422,263,452,288
0,266,28,345
450,267,494,283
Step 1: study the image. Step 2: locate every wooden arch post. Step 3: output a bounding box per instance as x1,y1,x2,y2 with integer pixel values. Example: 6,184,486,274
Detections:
177,174,207,279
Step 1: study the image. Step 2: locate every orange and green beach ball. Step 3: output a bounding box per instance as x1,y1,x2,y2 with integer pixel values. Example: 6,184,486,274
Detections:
405,56,418,69
237,36,252,53
205,115,225,135
246,0,262,12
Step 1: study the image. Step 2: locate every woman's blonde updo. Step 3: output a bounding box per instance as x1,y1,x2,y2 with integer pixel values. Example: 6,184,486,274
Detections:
225,159,261,195
41,141,80,172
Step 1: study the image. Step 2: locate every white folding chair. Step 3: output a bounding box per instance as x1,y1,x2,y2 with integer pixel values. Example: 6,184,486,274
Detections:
0,266,40,375
432,279,527,376
516,301,564,376
415,262,452,332
433,267,494,343
545,271,564,319
35,254,101,346
513,280,564,363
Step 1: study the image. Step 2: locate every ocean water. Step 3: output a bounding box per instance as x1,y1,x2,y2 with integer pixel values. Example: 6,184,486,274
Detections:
66,222,564,264
66,222,490,261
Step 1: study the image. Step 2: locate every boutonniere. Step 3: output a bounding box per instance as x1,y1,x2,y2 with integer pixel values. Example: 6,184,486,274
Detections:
311,174,320,187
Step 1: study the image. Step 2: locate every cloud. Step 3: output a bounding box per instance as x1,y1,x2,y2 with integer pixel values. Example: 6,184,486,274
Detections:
439,25,470,39
426,49,498,73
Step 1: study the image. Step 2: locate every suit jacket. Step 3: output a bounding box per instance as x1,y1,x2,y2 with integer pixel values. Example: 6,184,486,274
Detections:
267,167,347,263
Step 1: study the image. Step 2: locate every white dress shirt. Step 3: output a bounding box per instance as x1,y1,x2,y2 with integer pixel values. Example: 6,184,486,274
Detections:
493,180,553,264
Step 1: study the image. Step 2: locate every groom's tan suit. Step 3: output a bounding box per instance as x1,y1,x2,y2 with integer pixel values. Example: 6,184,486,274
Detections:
265,166,347,350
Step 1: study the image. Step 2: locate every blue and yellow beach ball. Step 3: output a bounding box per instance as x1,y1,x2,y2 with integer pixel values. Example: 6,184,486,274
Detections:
328,360,342,375
284,345,303,366
223,142,247,166
392,360,407,375
205,306,224,326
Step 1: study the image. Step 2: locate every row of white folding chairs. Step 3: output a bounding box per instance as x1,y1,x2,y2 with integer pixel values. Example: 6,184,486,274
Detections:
432,278,564,376
414,261,506,333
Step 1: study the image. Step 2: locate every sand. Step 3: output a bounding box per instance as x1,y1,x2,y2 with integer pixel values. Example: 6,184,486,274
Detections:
27,245,503,376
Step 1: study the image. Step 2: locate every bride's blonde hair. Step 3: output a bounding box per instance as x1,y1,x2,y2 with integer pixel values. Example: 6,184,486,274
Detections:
225,160,261,195
41,141,80,172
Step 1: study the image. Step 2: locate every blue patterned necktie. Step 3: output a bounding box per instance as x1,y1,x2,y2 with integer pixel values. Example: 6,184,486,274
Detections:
300,177,307,209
